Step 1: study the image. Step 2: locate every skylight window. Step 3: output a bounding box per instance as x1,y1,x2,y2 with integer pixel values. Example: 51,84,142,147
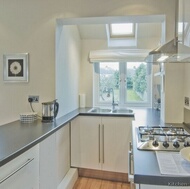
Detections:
110,23,135,38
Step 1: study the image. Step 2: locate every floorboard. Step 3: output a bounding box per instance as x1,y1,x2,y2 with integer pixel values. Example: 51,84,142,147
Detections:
72,177,130,189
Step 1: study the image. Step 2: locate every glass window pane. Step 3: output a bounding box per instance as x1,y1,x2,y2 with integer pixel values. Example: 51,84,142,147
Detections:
126,62,148,103
111,23,134,36
99,62,119,103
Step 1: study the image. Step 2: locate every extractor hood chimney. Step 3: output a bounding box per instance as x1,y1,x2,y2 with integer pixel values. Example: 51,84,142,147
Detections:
145,0,190,63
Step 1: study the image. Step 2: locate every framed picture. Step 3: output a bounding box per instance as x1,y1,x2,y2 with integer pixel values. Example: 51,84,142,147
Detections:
3,53,29,82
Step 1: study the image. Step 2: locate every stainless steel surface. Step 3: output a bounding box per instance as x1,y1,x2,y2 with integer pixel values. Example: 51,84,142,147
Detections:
128,142,133,178
145,0,190,63
88,107,134,114
102,124,105,164
128,141,136,189
88,108,112,113
136,126,190,151
112,108,133,114
42,99,59,122
98,124,100,163
0,158,34,184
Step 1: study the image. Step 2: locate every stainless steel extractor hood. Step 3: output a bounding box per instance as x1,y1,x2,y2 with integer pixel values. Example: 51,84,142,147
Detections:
145,0,190,63
145,38,190,63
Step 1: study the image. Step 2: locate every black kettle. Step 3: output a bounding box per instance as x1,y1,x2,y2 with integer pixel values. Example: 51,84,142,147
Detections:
42,99,59,122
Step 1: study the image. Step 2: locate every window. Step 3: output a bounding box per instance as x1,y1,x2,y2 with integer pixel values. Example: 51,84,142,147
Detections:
110,23,135,38
93,62,152,107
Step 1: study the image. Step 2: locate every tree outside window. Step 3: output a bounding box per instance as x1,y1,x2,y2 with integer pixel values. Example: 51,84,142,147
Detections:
95,62,151,107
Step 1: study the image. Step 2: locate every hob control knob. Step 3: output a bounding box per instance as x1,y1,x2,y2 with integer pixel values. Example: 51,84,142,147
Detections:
173,141,180,148
152,140,159,147
184,141,190,147
163,141,169,148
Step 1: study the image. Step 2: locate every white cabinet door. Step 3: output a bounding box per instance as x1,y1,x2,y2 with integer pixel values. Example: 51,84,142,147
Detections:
56,123,70,186
39,134,57,189
71,116,132,173
102,117,132,173
71,116,101,170
0,145,39,189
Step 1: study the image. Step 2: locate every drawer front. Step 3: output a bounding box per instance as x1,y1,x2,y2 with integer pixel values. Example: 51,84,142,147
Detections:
0,145,39,189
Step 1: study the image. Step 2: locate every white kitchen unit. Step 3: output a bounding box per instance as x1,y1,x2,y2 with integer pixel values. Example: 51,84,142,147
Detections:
39,133,57,189
102,117,132,173
39,123,70,189
0,145,39,189
56,123,70,186
71,115,133,173
71,116,101,170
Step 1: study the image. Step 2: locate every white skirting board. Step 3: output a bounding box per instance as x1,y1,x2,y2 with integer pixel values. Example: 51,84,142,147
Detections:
57,168,78,189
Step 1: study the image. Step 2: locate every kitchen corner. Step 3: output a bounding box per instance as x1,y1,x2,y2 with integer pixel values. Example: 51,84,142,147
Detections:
131,108,190,188
0,107,135,188
1,107,190,188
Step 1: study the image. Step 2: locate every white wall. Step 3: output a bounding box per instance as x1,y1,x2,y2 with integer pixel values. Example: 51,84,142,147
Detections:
164,64,184,123
80,39,107,107
56,25,81,117
0,0,183,125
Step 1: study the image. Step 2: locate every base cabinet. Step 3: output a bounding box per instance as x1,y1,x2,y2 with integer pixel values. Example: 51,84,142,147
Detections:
56,123,70,185
71,116,100,170
0,145,39,189
39,123,70,189
0,123,70,189
39,133,57,189
71,116,132,173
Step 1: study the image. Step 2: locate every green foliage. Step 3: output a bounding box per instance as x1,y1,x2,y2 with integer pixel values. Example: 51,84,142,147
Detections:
127,76,133,89
100,70,119,91
133,64,147,95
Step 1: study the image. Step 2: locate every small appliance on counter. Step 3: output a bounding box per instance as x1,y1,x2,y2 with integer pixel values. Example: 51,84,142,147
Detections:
20,112,38,123
42,99,59,122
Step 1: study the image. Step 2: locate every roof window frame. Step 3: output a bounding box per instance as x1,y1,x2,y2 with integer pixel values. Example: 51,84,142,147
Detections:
109,23,136,38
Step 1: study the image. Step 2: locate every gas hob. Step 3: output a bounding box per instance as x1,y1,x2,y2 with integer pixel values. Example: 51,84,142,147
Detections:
136,126,190,151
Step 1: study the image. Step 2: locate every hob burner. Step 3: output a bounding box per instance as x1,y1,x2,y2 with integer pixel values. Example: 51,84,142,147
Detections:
136,126,190,151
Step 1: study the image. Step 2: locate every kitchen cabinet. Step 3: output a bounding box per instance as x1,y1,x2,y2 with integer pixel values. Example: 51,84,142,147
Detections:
39,123,70,189
0,145,39,189
55,123,70,187
39,133,57,189
71,116,101,170
71,115,132,173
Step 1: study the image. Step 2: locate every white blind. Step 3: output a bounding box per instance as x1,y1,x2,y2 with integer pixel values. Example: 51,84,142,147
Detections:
88,49,150,63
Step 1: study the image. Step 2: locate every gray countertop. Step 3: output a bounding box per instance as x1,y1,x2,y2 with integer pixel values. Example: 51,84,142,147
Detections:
0,109,80,166
2,106,189,186
0,107,133,167
132,108,190,186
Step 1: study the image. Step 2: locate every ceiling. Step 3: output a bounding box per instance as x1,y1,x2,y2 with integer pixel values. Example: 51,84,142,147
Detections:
77,22,162,49
78,23,162,39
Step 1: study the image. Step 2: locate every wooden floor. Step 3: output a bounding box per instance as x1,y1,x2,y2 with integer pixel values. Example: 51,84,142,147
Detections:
73,177,130,189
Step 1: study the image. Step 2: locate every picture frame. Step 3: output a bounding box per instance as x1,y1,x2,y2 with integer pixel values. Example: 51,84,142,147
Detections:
3,53,29,82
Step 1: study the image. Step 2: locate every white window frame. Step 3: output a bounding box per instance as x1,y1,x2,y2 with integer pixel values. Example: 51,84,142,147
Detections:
93,62,152,108
109,23,135,38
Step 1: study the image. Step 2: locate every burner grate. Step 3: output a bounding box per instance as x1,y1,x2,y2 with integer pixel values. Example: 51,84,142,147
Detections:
136,126,190,151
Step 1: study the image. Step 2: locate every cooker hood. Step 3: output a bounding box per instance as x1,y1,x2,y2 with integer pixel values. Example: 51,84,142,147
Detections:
145,37,190,63
145,0,190,63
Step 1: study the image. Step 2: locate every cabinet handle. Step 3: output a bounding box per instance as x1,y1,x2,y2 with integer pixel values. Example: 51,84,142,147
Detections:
98,124,101,163
0,158,34,184
102,124,104,163
129,141,132,152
